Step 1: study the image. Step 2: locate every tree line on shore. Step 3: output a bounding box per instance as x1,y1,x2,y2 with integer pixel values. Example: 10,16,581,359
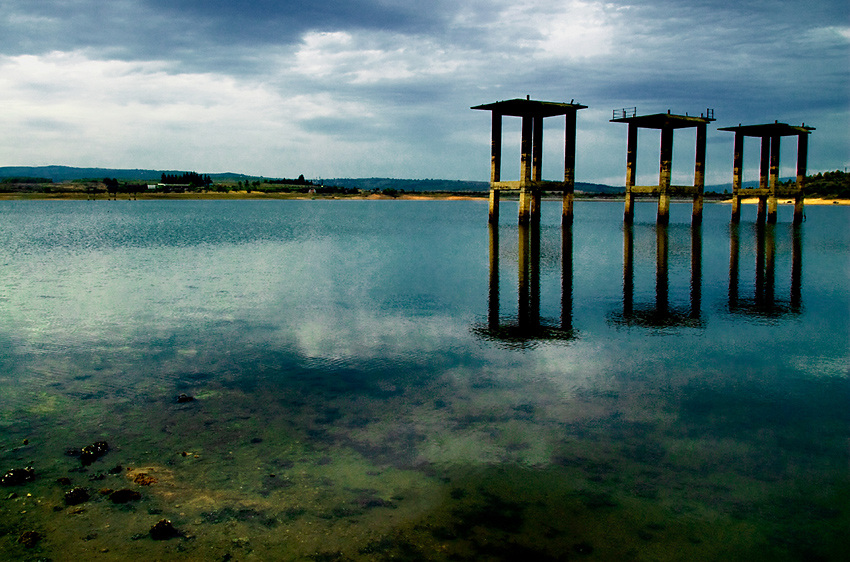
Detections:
1,170,848,198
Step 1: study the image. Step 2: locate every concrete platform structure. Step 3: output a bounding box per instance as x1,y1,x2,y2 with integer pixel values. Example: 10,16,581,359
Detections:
718,122,814,224
611,109,715,225
472,97,587,224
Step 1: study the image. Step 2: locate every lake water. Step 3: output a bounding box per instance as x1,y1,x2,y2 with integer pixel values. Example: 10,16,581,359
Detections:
0,199,847,561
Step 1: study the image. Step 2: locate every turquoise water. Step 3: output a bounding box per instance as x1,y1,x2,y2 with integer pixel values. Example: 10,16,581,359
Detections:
0,200,847,560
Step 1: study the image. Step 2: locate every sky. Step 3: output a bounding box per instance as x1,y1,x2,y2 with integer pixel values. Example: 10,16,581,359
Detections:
0,0,847,185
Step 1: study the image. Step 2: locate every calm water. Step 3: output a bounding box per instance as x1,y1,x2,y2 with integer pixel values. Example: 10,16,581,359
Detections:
0,200,847,561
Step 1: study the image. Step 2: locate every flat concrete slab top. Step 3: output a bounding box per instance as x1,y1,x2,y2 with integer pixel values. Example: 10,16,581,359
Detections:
472,98,587,117
718,122,814,136
610,112,715,129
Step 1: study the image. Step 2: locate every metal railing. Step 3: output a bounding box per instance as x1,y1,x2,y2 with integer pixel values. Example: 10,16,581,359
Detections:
613,107,637,120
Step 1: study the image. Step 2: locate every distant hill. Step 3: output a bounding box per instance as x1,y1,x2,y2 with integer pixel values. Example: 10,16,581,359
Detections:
0,167,621,193
325,177,621,194
0,165,254,183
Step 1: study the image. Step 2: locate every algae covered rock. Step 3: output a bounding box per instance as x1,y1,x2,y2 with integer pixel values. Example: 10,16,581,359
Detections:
1,466,35,486
150,518,180,540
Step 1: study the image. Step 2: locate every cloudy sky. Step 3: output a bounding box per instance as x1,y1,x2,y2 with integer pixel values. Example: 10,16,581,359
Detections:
1,0,847,185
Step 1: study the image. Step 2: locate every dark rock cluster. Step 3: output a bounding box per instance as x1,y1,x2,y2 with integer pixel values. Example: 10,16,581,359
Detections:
1,466,35,486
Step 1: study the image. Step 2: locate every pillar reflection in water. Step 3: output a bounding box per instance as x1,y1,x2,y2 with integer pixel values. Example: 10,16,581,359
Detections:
617,223,703,328
478,222,576,346
728,223,802,317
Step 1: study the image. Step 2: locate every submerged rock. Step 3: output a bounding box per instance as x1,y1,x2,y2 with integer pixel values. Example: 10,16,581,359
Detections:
79,441,110,466
176,394,195,404
149,519,180,540
1,467,35,486
64,486,91,505
17,530,41,548
109,489,142,504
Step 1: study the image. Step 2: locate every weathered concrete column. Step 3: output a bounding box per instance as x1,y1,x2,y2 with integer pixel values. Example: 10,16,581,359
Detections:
757,136,770,223
532,115,543,183
520,115,533,185
767,134,780,223
518,188,532,224
529,189,541,224
693,123,706,225
731,132,744,223
563,111,577,224
490,112,502,184
794,133,808,224
624,123,637,223
518,116,533,224
488,189,500,224
489,112,502,224
658,126,673,225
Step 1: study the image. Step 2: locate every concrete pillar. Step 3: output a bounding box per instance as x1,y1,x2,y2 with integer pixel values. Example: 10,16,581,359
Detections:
623,224,634,317
532,115,543,183
529,189,541,224
519,115,533,224
731,132,744,223
490,112,502,184
518,188,532,224
757,136,770,224
658,126,673,225
563,111,577,224
693,123,706,225
624,123,637,223
488,223,499,330
520,115,533,186
488,189,500,224
794,133,808,224
768,135,780,223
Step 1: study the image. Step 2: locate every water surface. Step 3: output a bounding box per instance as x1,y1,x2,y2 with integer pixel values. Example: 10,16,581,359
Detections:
0,200,847,560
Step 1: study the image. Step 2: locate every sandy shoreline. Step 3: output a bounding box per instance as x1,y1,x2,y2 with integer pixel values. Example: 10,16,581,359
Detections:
0,191,847,205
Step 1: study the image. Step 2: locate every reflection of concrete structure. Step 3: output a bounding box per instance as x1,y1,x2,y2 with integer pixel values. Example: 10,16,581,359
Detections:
728,223,802,316
474,223,576,346
611,109,715,225
718,122,814,224
472,97,587,225
613,224,703,328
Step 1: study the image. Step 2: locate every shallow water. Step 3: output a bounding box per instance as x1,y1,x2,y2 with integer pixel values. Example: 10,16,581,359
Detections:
0,200,847,561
